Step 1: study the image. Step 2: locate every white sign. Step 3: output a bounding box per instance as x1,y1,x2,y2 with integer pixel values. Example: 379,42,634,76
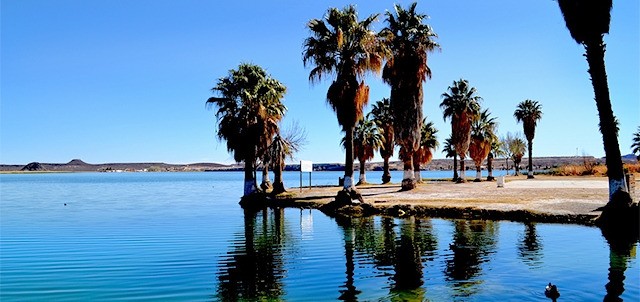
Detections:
300,160,313,172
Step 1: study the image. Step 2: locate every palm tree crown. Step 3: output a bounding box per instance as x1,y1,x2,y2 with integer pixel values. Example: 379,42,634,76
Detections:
303,5,385,130
207,63,287,164
557,0,611,44
350,117,384,164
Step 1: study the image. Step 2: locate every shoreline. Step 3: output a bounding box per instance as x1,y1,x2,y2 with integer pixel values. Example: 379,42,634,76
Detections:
263,175,639,226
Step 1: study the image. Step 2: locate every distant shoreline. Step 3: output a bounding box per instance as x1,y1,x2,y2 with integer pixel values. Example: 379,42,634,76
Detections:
2,155,637,173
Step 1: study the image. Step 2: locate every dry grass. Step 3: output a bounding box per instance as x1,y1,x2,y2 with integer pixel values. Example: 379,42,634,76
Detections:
626,163,640,173
549,162,640,176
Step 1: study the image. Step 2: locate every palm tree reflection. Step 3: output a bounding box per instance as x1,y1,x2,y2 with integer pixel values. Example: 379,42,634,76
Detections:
335,216,361,301
215,208,287,301
445,220,498,297
518,222,542,266
601,226,638,302
346,216,437,300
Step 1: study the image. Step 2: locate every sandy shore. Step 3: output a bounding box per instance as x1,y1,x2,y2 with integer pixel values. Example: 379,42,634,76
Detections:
269,175,639,225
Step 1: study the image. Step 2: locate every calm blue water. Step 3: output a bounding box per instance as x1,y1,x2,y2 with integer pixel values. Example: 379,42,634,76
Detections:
1,172,638,301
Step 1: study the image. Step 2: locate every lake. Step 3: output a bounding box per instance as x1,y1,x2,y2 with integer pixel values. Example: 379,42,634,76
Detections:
1,171,638,301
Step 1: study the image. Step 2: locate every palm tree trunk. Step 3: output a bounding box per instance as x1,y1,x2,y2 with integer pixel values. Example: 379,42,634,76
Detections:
505,157,509,176
487,153,494,181
261,166,273,191
412,153,422,184
344,127,356,191
585,39,628,200
474,165,481,182
401,155,416,191
272,167,285,195
527,140,534,179
452,154,459,182
357,159,367,185
244,159,258,196
382,155,391,184
458,156,466,183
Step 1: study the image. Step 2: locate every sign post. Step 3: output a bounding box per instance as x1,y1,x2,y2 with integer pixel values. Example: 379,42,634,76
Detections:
300,160,313,191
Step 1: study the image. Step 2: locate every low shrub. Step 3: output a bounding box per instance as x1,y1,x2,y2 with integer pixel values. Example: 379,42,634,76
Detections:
550,163,639,176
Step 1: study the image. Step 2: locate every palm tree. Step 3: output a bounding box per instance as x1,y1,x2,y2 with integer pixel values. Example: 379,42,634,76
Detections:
442,136,458,181
487,139,506,181
469,109,498,182
557,0,629,201
413,119,438,182
632,127,640,161
509,135,526,176
381,2,439,191
514,99,542,179
303,5,385,198
206,63,286,197
370,98,395,184
440,79,482,183
266,123,306,195
351,117,384,185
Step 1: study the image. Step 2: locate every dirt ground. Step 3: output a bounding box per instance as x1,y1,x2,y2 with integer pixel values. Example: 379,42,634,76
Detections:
278,174,639,223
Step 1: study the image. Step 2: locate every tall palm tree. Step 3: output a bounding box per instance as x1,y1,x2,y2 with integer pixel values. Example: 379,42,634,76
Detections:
266,123,306,195
303,5,385,198
557,0,629,201
443,136,458,181
440,79,482,183
381,2,439,191
514,99,542,179
487,139,506,181
631,127,640,161
413,119,438,182
351,117,383,185
206,63,286,197
469,109,498,182
370,98,395,183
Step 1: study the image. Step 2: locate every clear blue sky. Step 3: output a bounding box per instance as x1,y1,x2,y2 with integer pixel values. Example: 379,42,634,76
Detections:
2,0,638,165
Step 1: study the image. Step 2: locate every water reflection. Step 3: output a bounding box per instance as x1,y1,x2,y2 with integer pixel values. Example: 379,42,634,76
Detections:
335,216,361,301
518,222,543,266
215,208,288,301
214,209,637,301
445,220,498,297
336,216,438,300
601,226,639,302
